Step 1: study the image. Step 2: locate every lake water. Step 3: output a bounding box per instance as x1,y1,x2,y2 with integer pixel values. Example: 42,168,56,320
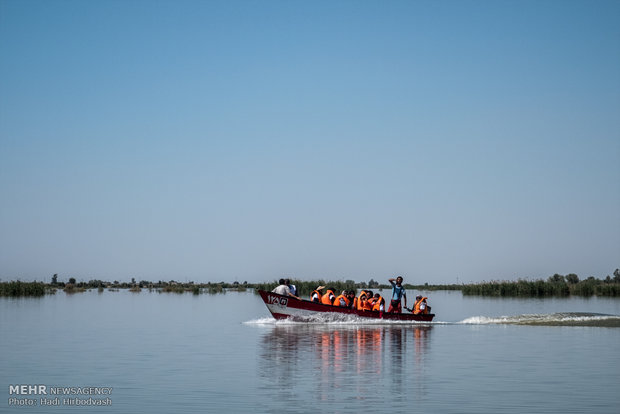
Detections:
2,289,620,413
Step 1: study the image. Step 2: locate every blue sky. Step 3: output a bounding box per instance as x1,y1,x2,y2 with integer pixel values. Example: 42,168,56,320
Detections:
1,0,618,284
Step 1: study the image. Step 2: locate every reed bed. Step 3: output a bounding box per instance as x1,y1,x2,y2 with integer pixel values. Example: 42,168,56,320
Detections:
0,281,46,297
161,285,187,293
207,284,224,294
63,284,86,293
462,280,619,297
2,271,618,298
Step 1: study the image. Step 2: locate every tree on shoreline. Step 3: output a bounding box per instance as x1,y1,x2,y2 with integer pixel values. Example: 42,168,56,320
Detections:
549,274,565,283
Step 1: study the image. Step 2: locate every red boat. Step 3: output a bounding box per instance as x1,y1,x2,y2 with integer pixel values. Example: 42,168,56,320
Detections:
258,290,434,322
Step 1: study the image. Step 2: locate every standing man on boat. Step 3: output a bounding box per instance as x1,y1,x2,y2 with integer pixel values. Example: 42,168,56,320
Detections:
387,276,407,313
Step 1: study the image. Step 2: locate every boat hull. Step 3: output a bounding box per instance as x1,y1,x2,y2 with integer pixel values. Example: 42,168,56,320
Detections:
258,290,434,322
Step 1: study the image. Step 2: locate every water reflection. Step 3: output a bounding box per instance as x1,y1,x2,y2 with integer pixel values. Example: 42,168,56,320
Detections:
258,325,432,406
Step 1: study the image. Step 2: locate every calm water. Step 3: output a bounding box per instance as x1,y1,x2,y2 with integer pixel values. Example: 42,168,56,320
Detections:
2,290,620,413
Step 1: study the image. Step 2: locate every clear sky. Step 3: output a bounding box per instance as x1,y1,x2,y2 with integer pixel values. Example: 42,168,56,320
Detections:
1,0,619,284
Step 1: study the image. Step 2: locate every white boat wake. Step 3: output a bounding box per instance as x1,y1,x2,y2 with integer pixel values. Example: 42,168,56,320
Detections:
457,312,620,327
245,312,620,327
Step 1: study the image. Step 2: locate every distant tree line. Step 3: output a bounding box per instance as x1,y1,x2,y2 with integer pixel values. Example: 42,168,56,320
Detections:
248,271,620,298
1,270,618,297
460,271,620,297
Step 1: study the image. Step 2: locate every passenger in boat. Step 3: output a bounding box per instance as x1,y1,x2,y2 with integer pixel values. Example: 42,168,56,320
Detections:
272,279,301,300
387,276,407,313
353,290,368,309
335,291,350,307
371,294,385,312
366,290,375,306
347,290,356,308
355,293,366,310
310,286,325,303
285,279,297,296
321,288,336,305
363,295,373,311
357,293,372,311
413,295,429,314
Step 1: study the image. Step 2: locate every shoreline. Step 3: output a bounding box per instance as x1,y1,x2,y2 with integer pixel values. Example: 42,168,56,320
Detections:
2,273,619,298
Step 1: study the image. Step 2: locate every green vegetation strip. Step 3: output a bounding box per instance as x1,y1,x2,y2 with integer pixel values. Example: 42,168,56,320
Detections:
0,281,47,297
2,271,619,297
460,277,620,297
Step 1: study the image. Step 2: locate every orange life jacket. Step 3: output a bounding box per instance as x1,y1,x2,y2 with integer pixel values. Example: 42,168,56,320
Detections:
357,296,372,311
372,297,385,312
310,290,322,303
356,291,368,309
335,294,350,307
413,297,428,314
321,290,335,305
